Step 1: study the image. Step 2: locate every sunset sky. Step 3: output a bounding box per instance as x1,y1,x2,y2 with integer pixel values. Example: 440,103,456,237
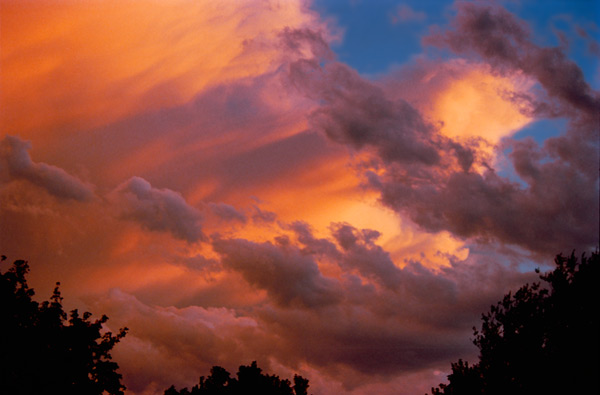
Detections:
1,0,599,394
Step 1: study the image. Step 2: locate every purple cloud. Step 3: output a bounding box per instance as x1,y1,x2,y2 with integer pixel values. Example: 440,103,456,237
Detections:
0,135,94,201
111,176,204,242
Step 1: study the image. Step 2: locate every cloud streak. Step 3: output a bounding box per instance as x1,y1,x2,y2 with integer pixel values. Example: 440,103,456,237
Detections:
0,135,94,201
111,177,204,243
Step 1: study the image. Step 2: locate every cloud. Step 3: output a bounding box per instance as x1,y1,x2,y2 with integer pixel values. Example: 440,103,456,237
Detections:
2,1,598,394
391,4,427,24
210,226,534,388
0,0,322,136
206,202,247,223
110,176,204,243
90,289,266,394
212,237,343,308
0,135,94,201
84,225,534,394
365,1,600,254
330,223,403,289
287,58,443,166
424,1,600,122
285,10,598,255
374,151,598,255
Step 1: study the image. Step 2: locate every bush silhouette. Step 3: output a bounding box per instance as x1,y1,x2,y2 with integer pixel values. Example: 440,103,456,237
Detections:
164,360,310,395
0,256,128,395
430,251,599,394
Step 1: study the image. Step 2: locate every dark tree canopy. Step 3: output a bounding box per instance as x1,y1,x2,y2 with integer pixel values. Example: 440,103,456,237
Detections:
164,361,310,395
0,257,128,395
430,251,599,395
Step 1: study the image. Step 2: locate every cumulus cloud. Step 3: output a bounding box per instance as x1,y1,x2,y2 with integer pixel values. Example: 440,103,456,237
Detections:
0,135,94,201
369,1,600,254
424,1,600,122
206,202,247,223
207,225,534,388
212,237,342,308
330,223,403,289
77,224,534,394
111,176,204,243
376,158,597,254
90,289,266,394
285,7,598,255
287,57,443,166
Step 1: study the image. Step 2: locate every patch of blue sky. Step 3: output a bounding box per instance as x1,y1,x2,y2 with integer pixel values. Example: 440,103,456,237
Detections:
313,0,599,87
312,0,452,75
496,118,569,186
312,0,596,185
511,117,568,144
504,0,600,89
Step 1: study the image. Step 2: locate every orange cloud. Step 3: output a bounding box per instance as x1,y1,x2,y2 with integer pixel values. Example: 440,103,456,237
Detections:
3,1,595,394
430,64,533,144
1,0,318,139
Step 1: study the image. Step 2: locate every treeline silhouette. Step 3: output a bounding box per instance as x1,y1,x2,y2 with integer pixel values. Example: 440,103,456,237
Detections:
0,256,128,394
430,251,599,394
2,251,597,394
0,255,311,395
164,361,309,395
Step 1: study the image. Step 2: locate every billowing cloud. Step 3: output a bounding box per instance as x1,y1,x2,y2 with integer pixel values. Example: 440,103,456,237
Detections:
111,177,204,243
284,5,598,256
212,237,342,308
1,1,597,394
424,1,600,122
288,57,443,166
209,225,536,388
206,202,247,224
86,224,534,394
90,289,266,394
0,135,94,201
330,223,403,289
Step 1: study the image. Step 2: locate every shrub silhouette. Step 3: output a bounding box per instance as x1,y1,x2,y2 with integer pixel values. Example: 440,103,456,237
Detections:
164,360,310,395
0,256,128,394
430,251,599,394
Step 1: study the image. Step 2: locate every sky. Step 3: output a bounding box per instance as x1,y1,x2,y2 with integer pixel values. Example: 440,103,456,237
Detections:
1,0,598,394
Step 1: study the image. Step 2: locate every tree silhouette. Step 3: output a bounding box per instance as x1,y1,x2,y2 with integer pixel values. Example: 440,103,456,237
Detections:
0,257,128,394
164,361,310,395
430,251,599,395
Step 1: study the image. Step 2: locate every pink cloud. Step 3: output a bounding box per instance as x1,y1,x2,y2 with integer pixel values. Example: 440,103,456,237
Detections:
391,4,427,24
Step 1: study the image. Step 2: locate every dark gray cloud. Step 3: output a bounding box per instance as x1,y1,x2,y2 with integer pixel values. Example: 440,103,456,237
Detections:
206,202,247,223
212,237,343,308
111,176,204,242
330,223,403,289
287,57,443,166
0,135,94,201
284,10,598,255
207,225,534,385
424,1,600,123
375,157,598,254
